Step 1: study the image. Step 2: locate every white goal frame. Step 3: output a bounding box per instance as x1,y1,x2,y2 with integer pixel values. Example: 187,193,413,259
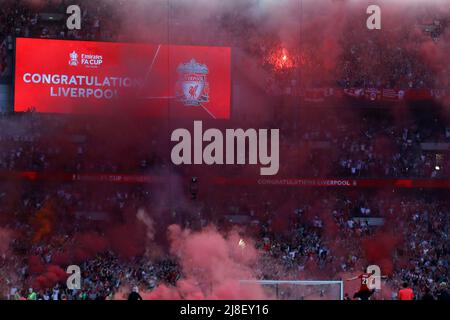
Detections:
240,280,344,300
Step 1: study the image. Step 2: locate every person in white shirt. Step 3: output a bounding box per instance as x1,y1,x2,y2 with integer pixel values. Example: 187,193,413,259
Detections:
52,287,59,300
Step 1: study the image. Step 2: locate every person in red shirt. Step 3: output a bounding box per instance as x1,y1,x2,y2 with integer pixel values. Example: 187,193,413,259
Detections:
347,272,375,300
398,282,414,300
347,267,387,300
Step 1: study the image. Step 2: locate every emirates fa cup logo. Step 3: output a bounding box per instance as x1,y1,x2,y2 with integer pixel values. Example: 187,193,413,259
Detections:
176,59,209,106
69,51,79,66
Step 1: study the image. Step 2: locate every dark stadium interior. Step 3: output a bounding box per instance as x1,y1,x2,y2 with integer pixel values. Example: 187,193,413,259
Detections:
0,0,449,301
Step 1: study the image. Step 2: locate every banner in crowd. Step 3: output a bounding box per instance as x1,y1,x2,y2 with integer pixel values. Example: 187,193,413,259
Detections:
214,177,450,188
285,87,449,103
14,38,231,119
2,171,450,188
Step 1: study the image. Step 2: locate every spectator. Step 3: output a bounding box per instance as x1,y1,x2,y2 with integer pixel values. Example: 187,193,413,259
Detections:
128,286,143,301
398,283,414,300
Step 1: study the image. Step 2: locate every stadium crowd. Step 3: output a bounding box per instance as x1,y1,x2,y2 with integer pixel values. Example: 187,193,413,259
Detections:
0,110,448,178
1,121,447,298
0,0,118,41
0,0,448,89
0,177,448,300
0,0,448,301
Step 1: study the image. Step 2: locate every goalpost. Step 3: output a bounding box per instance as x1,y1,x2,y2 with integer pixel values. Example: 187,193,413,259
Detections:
240,280,344,300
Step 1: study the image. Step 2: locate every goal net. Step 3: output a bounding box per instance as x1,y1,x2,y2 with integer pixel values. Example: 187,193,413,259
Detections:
240,280,344,300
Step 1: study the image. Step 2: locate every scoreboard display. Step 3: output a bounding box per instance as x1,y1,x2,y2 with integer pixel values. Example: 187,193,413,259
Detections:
14,38,231,119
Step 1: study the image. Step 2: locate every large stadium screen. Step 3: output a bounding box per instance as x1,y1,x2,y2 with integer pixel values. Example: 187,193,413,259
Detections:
14,38,231,119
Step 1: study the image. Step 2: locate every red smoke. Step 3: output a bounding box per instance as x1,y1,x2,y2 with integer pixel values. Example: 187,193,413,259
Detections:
34,265,68,290
361,231,403,275
119,224,271,300
44,209,153,267
0,228,12,256
107,223,146,259
29,255,68,289
28,255,46,274
30,202,56,243
72,232,109,263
